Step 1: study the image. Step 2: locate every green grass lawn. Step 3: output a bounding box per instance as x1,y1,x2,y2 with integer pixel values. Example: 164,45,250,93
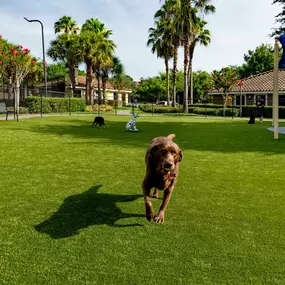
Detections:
0,116,285,284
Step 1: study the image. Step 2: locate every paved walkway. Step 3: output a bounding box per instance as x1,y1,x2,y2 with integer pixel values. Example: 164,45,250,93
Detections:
267,127,285,134
0,110,132,120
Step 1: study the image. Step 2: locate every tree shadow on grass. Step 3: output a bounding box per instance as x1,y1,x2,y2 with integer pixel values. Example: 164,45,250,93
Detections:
25,117,285,155
34,185,144,239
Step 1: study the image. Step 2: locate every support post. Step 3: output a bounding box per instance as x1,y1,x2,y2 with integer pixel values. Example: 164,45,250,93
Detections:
273,37,279,140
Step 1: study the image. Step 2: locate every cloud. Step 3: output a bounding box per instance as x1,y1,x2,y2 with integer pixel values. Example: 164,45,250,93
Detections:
0,0,281,80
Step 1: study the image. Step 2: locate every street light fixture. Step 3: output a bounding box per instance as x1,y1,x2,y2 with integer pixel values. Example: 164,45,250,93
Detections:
24,17,48,117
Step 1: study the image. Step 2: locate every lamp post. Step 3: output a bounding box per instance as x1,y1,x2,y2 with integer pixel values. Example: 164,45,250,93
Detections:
24,17,47,117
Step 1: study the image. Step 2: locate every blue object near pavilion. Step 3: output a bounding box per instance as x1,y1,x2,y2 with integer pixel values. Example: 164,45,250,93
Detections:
278,35,285,69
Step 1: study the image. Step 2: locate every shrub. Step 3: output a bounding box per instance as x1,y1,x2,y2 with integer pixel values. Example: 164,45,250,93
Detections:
24,96,86,113
189,104,224,109
138,104,182,113
107,100,115,107
85,104,113,112
236,105,285,119
7,106,29,114
192,107,240,117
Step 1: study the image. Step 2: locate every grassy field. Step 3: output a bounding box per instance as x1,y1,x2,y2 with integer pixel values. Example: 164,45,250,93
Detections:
0,115,285,284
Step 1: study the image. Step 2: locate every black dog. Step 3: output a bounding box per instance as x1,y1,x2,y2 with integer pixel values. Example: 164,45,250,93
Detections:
92,116,106,128
248,110,255,124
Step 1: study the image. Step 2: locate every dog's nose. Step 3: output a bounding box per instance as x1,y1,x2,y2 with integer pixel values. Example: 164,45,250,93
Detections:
165,162,173,169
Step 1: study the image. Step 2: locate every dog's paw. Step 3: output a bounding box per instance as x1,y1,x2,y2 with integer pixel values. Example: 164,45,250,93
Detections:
154,212,165,224
146,214,153,222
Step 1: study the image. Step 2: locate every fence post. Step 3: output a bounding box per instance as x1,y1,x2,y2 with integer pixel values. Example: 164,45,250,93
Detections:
232,96,234,119
69,89,72,116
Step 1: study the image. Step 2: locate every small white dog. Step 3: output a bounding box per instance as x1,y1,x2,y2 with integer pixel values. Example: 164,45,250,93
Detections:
126,114,140,132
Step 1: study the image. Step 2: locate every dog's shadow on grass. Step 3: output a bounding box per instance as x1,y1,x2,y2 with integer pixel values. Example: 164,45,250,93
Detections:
34,185,144,239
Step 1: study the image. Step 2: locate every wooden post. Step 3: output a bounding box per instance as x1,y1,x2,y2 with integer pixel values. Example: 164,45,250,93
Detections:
273,37,279,140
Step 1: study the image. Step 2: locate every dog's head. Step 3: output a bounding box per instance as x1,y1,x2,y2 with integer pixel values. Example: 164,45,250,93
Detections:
148,134,183,175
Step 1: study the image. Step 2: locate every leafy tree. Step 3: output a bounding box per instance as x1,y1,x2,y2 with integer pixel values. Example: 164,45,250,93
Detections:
192,70,213,102
47,33,82,93
46,62,67,80
271,0,285,36
212,67,239,115
239,43,275,78
0,35,40,113
133,76,166,102
46,62,85,81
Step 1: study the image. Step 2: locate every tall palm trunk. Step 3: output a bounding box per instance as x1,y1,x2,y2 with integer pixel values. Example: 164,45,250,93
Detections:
187,41,195,105
172,45,178,107
68,61,76,95
96,71,102,106
183,38,190,113
86,61,93,105
102,75,108,104
164,57,170,106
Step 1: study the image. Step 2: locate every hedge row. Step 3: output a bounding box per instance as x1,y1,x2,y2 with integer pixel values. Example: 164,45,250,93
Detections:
191,104,285,118
7,106,29,114
191,107,240,117
189,104,226,109
24,96,86,113
138,104,239,116
138,104,183,113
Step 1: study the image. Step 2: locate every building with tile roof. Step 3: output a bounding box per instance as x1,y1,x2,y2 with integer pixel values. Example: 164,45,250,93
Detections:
208,70,285,106
38,75,133,105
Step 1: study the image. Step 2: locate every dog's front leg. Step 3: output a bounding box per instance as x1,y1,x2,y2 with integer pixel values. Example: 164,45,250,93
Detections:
155,186,174,223
142,180,154,222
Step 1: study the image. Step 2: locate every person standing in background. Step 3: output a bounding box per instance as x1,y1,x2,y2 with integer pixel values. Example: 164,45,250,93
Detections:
256,96,265,124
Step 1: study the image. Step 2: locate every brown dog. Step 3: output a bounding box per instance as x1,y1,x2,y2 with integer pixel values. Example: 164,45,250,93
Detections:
142,134,183,223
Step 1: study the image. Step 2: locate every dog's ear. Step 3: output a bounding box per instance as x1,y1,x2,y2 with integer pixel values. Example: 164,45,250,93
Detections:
178,149,183,162
149,145,159,158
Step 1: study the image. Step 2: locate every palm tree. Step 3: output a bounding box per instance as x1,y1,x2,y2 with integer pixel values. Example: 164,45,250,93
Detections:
92,37,116,106
188,1,215,104
77,31,100,105
82,18,112,38
158,0,215,111
188,17,211,104
80,18,115,106
147,20,174,105
47,33,82,94
173,1,197,112
154,0,180,107
78,31,116,106
101,56,124,104
54,16,80,34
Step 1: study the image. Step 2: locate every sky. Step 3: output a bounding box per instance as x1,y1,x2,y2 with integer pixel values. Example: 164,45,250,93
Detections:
0,0,281,81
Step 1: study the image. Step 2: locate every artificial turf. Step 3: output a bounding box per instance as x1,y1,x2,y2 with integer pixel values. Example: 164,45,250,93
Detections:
0,115,284,284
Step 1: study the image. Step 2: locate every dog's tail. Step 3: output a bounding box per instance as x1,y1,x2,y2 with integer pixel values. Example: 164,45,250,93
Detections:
167,134,176,140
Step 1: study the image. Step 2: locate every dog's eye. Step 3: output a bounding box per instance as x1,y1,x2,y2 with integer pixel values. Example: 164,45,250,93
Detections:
171,151,177,156
161,149,166,154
